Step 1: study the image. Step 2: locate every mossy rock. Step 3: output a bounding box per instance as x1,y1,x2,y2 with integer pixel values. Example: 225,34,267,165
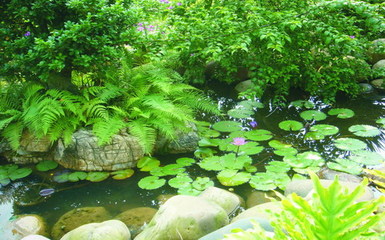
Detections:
51,207,112,240
114,207,157,237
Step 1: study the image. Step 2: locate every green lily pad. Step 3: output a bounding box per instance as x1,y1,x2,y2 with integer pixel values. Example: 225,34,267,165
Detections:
249,173,277,191
198,154,252,171
268,140,292,149
161,164,186,175
198,138,220,147
137,157,160,171
309,124,339,136
349,151,385,166
36,160,58,172
284,151,324,169
304,132,325,140
212,121,242,132
327,159,362,175
289,100,315,109
177,185,202,196
238,100,264,109
244,163,257,173
86,172,110,182
111,169,134,180
348,125,381,137
334,138,367,151
217,170,251,186
138,176,166,190
273,147,298,157
68,171,88,182
199,128,221,138
194,148,217,159
328,108,355,119
278,120,304,131
53,171,71,183
224,141,264,155
196,121,211,127
168,175,193,189
228,131,247,139
9,168,32,181
227,108,254,119
265,161,291,173
176,157,196,166
376,118,385,127
244,129,273,141
300,110,327,121
192,177,214,191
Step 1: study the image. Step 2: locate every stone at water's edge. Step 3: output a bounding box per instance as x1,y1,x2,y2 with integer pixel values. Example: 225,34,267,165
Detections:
234,80,254,93
51,206,112,240
134,195,229,240
21,235,51,240
198,187,244,216
371,79,385,90
114,207,157,238
54,130,144,171
11,214,49,238
317,168,362,183
373,59,385,73
231,201,281,224
246,190,278,209
60,220,130,240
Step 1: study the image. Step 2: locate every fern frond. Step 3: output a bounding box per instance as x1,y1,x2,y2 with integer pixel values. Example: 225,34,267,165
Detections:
48,115,80,144
98,83,124,102
107,106,128,117
92,115,127,145
176,92,220,115
127,119,157,154
82,99,109,120
0,114,19,131
2,122,23,150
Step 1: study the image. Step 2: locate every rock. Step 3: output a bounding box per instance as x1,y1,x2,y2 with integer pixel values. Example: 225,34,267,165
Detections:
114,207,157,237
359,83,374,94
60,220,130,240
21,235,51,240
51,207,112,240
373,59,385,74
156,194,175,206
154,123,199,154
317,168,362,183
12,214,49,238
135,195,229,240
246,190,278,209
235,80,255,93
368,39,385,64
231,202,281,223
198,187,244,216
371,79,385,90
199,217,274,240
54,130,144,171
20,131,52,152
284,179,375,202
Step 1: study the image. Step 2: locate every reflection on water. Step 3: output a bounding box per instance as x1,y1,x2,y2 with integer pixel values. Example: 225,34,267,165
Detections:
0,92,385,237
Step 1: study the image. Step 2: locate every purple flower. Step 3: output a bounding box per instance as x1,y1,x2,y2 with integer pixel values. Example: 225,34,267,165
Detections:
137,23,143,26
137,26,145,31
349,35,355,39
177,2,182,5
249,121,258,129
24,31,31,37
231,137,247,146
147,25,155,31
167,5,174,9
159,0,170,3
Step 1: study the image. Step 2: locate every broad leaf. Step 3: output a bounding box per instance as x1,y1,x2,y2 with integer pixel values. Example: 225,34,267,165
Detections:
349,150,385,166
53,171,71,183
137,157,160,171
191,177,214,191
238,100,264,109
265,161,291,173
168,175,193,189
177,185,202,196
194,147,217,159
304,132,325,140
300,110,327,121
227,108,254,118
268,140,292,149
278,120,304,131
68,171,88,182
376,118,385,128
36,160,58,172
328,108,355,119
327,159,362,175
244,129,273,141
111,169,134,180
348,125,381,137
176,157,196,166
86,172,110,182
249,173,277,191
217,170,251,186
289,100,315,109
138,176,166,190
9,167,32,181
274,147,298,157
334,138,367,151
212,121,242,132
309,124,339,136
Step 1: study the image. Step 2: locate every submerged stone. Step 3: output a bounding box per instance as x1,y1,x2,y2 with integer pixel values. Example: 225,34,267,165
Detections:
114,207,157,237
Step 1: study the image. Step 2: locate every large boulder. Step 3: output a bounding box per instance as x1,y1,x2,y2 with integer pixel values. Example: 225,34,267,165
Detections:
114,207,157,237
21,235,51,240
373,59,385,72
51,207,112,240
11,214,49,238
368,39,385,64
231,202,281,223
60,220,130,240
134,195,229,240
54,130,144,171
198,187,244,216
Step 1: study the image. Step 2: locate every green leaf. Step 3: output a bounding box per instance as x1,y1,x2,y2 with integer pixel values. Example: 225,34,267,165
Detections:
249,173,277,191
328,108,355,119
192,177,214,191
300,110,327,121
177,185,202,196
138,176,166,190
217,170,251,186
198,137,219,147
162,164,186,175
349,151,385,166
53,171,71,183
86,172,110,182
137,157,160,171
176,157,196,166
227,108,254,118
238,100,264,109
199,128,221,138
274,147,298,157
194,147,217,159
8,168,32,181
224,141,264,155
268,140,292,149
348,125,381,137
376,118,385,127
111,169,134,180
309,124,339,136
212,121,242,132
284,151,324,169
0,178,11,186
289,100,315,109
278,120,304,131
67,171,88,182
327,159,362,175
334,138,367,151
36,160,58,171
265,161,291,173
304,132,325,140
244,129,273,141
168,175,193,189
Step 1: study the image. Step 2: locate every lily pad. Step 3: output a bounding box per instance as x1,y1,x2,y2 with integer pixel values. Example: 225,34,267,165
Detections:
138,176,166,190
249,173,277,191
177,185,202,196
168,175,193,189
86,172,110,182
9,168,32,181
244,163,257,173
244,129,273,141
278,120,304,131
268,140,292,149
161,164,186,175
194,148,217,159
348,125,381,137
238,100,264,109
327,159,362,175
349,150,385,166
176,157,196,166
111,169,134,180
289,100,315,109
137,157,160,171
68,171,88,182
212,121,242,132
198,154,252,171
334,138,367,151
265,161,291,173
224,141,264,155
53,171,71,183
328,108,355,119
376,118,385,127
200,128,221,138
192,177,214,191
283,152,324,169
198,138,219,147
304,132,325,140
309,124,339,136
217,170,251,186
273,147,298,157
227,108,254,118
36,160,58,172
300,110,327,121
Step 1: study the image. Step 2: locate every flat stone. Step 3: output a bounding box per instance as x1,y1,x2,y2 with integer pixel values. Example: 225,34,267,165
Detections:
114,207,157,237
12,214,49,238
199,187,244,216
231,201,281,223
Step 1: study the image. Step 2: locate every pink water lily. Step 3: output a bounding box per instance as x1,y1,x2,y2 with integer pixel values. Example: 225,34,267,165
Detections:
231,137,247,146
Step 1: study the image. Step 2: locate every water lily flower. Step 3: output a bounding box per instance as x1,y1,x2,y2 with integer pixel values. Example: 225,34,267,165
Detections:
231,137,247,146
249,121,258,129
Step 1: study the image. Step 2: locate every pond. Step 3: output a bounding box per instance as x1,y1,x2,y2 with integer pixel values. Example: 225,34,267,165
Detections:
1,91,385,239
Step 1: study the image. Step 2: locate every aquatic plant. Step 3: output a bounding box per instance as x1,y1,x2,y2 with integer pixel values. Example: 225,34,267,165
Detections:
348,125,381,137
278,120,304,131
328,108,355,119
36,160,59,172
0,164,32,186
300,110,327,121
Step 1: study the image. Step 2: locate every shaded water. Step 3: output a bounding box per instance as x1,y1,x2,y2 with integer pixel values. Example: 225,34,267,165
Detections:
0,92,385,239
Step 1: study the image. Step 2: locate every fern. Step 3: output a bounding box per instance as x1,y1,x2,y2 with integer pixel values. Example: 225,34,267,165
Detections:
92,115,127,145
2,122,23,150
127,119,157,154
